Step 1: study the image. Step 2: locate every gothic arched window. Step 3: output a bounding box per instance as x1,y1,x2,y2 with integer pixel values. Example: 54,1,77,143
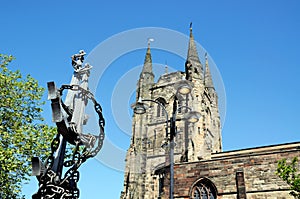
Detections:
190,178,217,199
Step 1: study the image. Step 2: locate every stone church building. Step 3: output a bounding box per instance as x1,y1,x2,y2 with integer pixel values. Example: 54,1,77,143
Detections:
120,26,300,199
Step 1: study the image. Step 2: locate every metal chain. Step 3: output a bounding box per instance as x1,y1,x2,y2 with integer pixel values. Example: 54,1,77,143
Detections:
34,84,105,199
32,133,61,198
59,84,105,157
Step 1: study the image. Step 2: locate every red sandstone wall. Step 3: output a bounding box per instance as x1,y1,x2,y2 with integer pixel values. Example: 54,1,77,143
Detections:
162,143,300,199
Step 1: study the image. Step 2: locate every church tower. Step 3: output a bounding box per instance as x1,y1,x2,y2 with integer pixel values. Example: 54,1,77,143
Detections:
121,25,222,199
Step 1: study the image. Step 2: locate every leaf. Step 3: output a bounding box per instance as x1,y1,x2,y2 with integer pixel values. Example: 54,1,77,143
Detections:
277,157,300,198
0,54,56,198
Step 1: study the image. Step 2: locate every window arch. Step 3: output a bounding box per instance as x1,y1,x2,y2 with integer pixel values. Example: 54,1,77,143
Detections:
190,178,217,199
156,97,167,117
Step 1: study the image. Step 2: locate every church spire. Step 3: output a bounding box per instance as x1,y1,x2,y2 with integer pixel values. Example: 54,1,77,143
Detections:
138,38,154,100
141,38,154,75
187,23,201,64
204,53,214,89
185,23,203,80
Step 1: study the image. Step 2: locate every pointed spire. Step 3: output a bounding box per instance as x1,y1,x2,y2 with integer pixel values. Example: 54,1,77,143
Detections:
186,23,203,80
204,53,214,89
187,23,201,65
138,38,154,100
141,38,154,75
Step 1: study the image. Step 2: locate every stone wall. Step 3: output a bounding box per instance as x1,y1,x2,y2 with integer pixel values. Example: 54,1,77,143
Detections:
161,142,300,199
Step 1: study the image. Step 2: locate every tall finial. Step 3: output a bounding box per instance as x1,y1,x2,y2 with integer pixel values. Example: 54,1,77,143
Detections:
204,52,214,89
205,52,209,73
190,22,193,30
205,52,209,68
165,61,168,74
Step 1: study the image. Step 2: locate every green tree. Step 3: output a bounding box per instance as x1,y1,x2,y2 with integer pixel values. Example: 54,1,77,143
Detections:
277,157,300,199
0,54,56,198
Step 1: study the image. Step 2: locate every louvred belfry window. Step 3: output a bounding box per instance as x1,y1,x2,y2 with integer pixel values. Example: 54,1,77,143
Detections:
156,97,166,117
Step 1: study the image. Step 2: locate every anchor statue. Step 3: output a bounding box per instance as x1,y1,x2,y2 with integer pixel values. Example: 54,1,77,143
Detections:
32,50,105,199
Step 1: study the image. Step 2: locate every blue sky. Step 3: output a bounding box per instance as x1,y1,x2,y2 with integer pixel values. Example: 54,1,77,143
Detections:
1,0,300,198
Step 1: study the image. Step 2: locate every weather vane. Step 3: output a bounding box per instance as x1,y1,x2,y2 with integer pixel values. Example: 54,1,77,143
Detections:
31,50,105,199
148,38,154,46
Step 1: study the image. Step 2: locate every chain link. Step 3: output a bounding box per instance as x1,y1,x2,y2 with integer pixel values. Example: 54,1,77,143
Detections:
34,84,105,199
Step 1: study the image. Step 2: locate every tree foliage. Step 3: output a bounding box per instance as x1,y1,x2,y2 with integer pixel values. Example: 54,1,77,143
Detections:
277,157,300,199
0,54,56,198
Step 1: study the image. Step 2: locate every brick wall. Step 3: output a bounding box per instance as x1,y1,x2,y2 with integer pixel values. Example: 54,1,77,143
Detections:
161,142,300,199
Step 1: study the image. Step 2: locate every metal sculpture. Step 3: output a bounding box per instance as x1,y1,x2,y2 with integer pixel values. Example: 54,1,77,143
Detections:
32,50,105,199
